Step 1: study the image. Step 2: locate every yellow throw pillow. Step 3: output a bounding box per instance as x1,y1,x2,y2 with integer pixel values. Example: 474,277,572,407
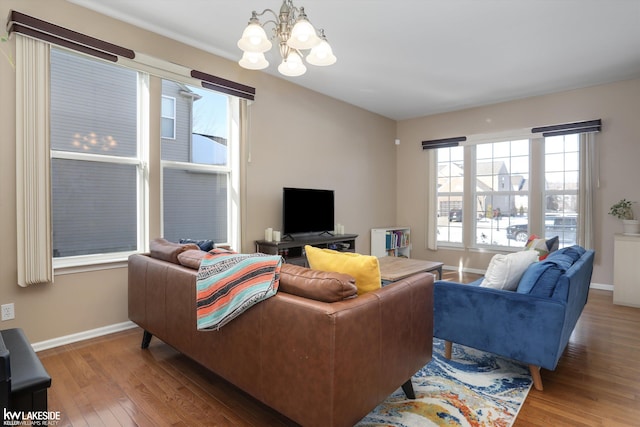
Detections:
305,245,381,295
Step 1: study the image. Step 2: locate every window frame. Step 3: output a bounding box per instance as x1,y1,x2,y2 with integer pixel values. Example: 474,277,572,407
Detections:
48,48,242,271
473,138,531,250
435,145,465,247
431,128,583,252
159,80,238,248
161,95,176,140
50,49,149,270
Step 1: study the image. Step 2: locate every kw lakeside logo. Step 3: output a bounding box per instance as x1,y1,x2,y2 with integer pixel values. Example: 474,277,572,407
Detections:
3,409,61,426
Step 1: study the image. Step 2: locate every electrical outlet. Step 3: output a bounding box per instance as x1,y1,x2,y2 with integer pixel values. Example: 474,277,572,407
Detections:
1,303,15,321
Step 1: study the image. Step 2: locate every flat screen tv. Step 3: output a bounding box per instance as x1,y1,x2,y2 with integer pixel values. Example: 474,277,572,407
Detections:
283,187,334,236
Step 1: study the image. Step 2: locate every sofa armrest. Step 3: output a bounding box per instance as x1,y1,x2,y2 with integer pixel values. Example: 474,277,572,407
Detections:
434,281,566,370
0,333,8,410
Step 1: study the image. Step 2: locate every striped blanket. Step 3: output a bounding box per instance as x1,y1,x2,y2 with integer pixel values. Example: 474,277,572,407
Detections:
196,250,282,331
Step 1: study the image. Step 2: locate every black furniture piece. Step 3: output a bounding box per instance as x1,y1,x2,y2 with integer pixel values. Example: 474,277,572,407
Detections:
0,328,51,411
256,233,358,266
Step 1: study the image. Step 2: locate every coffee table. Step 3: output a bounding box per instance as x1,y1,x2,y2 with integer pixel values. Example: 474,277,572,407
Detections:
377,256,443,282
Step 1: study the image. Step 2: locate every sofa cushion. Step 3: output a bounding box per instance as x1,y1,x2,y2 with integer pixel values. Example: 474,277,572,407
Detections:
179,238,214,252
177,249,209,269
305,245,381,295
150,238,200,264
279,263,357,302
480,250,539,291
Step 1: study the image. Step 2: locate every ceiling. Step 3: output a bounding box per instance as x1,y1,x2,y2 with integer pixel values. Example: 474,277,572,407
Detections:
68,0,640,121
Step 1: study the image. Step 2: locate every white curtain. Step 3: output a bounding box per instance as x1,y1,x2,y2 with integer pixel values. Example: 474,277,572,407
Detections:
238,98,249,252
578,132,597,249
426,149,438,250
16,35,53,286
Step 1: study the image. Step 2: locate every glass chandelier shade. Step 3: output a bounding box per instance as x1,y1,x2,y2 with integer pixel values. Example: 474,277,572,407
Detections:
277,50,307,77
287,13,321,50
306,31,336,66
237,1,336,77
239,51,269,70
237,21,272,53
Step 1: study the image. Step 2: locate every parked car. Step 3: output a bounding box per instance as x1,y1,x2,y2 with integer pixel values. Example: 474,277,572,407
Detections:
449,209,462,222
506,216,578,244
506,223,529,242
546,216,578,244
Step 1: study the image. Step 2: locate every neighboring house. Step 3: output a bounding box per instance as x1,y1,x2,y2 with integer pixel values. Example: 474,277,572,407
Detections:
438,160,524,219
476,160,514,217
161,80,229,244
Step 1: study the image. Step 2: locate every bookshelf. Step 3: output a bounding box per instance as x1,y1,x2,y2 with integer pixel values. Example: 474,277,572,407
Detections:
371,227,411,258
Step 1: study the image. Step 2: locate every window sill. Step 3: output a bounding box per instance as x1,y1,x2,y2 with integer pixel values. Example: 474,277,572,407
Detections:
53,252,137,276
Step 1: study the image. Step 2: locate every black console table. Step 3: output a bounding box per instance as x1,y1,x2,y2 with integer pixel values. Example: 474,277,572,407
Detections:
255,233,358,266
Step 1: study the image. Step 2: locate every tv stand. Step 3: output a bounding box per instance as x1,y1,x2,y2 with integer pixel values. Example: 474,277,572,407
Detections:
256,233,358,266
283,230,334,241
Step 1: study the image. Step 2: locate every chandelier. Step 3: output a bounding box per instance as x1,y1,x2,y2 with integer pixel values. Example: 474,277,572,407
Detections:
237,0,336,77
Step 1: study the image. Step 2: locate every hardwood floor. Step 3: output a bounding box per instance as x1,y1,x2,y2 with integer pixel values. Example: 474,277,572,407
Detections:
37,273,640,426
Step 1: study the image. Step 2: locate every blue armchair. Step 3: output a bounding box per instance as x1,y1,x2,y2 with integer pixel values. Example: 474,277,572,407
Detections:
434,246,595,390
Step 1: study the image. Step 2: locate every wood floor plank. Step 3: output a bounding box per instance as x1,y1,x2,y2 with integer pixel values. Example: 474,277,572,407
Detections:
37,278,640,427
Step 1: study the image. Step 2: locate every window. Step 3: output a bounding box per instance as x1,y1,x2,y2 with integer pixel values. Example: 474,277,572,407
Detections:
436,146,464,244
13,17,252,281
431,133,584,250
50,51,240,263
50,48,145,259
475,139,529,248
544,134,579,246
161,79,233,244
161,96,176,139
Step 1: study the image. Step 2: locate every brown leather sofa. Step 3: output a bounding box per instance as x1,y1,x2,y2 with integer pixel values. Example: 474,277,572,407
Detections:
128,247,434,427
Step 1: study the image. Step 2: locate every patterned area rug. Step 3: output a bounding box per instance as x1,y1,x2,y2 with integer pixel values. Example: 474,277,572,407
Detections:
356,339,532,427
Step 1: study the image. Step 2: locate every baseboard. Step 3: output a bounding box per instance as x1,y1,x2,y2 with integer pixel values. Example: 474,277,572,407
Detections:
32,321,138,352
589,282,613,291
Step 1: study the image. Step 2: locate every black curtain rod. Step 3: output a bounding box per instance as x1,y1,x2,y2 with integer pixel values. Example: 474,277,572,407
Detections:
7,10,134,61
191,70,255,101
421,136,466,150
7,10,257,101
532,119,602,136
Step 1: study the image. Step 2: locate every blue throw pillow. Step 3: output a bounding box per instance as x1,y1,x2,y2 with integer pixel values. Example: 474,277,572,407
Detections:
547,245,585,264
180,238,214,252
517,259,566,297
546,235,559,253
547,253,574,270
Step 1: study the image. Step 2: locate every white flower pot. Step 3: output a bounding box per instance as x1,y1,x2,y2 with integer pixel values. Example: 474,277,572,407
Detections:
622,219,640,235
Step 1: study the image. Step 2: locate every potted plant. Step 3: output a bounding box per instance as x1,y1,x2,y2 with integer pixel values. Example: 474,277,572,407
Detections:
609,199,640,235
